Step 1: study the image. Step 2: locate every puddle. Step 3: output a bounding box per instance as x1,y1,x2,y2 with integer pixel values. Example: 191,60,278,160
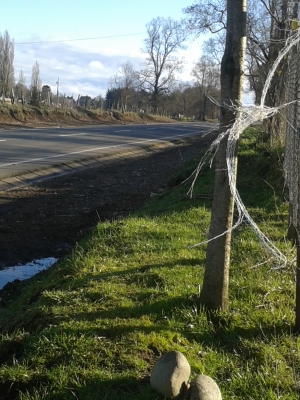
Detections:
0,257,57,290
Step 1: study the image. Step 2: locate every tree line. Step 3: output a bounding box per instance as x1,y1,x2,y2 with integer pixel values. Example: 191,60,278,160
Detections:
0,1,297,125
106,17,220,119
109,0,297,127
0,18,221,121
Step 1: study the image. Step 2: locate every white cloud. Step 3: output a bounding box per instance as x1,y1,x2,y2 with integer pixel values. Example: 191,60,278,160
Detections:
14,40,145,97
89,61,104,70
13,34,203,99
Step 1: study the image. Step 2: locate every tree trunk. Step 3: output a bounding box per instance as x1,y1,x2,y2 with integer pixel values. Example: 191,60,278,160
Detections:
202,92,207,121
199,0,247,312
263,0,289,147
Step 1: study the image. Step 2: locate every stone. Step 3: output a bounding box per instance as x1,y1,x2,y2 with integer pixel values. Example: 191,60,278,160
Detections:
188,374,222,400
150,350,191,398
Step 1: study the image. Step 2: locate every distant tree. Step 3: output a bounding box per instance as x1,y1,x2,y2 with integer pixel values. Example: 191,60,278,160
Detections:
78,95,92,109
0,30,15,96
191,56,220,120
137,17,189,112
109,61,138,111
41,85,51,104
184,0,297,144
133,88,152,113
65,95,75,108
184,0,227,63
247,0,296,145
105,88,122,110
15,69,27,101
160,82,189,118
30,61,42,106
93,94,104,109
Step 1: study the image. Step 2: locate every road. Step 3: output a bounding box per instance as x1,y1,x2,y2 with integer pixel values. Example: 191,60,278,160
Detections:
0,122,215,187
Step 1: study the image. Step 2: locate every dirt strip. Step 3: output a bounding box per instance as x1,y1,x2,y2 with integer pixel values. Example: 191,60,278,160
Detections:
0,133,217,269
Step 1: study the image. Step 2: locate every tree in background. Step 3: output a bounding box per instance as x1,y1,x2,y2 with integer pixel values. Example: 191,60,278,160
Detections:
246,1,294,102
15,69,28,102
161,82,190,118
41,85,52,105
0,30,15,96
185,0,297,145
138,17,189,112
109,61,138,111
92,94,104,109
191,56,220,120
199,0,247,312
105,88,122,110
30,61,42,106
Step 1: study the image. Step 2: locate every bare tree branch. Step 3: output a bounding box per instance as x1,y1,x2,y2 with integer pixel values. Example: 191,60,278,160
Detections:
137,17,189,111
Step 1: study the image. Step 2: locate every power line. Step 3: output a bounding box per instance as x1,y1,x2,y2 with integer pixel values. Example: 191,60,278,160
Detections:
15,32,145,45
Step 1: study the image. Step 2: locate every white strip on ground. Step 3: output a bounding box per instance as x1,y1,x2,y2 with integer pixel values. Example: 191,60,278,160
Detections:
59,133,88,137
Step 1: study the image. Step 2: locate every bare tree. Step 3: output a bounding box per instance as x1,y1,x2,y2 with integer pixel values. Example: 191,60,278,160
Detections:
109,61,137,111
184,0,227,67
31,61,41,89
15,69,27,101
192,56,220,120
239,0,295,112
199,0,247,312
254,0,294,145
184,0,294,101
0,30,15,97
93,94,104,109
31,61,42,106
184,0,227,34
185,1,297,145
138,17,189,112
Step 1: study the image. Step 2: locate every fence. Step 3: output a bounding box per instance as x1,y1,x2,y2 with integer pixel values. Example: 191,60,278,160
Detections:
284,27,300,237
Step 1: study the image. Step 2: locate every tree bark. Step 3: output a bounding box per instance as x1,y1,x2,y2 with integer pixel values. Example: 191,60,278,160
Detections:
263,0,290,146
199,0,247,312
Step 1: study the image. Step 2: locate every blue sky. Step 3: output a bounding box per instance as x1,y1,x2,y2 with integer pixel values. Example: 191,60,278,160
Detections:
1,0,205,98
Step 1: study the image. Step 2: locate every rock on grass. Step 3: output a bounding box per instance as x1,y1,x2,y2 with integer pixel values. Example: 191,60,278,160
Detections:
188,374,222,400
150,350,191,398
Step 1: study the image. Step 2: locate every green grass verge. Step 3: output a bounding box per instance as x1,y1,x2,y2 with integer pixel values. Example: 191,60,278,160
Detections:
0,128,298,399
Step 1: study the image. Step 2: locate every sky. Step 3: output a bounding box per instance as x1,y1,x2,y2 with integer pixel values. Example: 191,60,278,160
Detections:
1,0,206,99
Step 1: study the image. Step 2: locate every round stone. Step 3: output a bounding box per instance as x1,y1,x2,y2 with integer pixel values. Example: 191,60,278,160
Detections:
150,350,191,398
188,374,222,400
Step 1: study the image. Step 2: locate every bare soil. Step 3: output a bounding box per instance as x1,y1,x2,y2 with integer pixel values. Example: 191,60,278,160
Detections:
0,133,216,270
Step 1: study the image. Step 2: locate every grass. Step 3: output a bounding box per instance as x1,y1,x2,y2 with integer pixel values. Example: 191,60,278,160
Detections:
0,128,299,399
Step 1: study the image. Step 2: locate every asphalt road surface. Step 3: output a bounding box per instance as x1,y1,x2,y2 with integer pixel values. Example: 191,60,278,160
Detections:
0,122,215,184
